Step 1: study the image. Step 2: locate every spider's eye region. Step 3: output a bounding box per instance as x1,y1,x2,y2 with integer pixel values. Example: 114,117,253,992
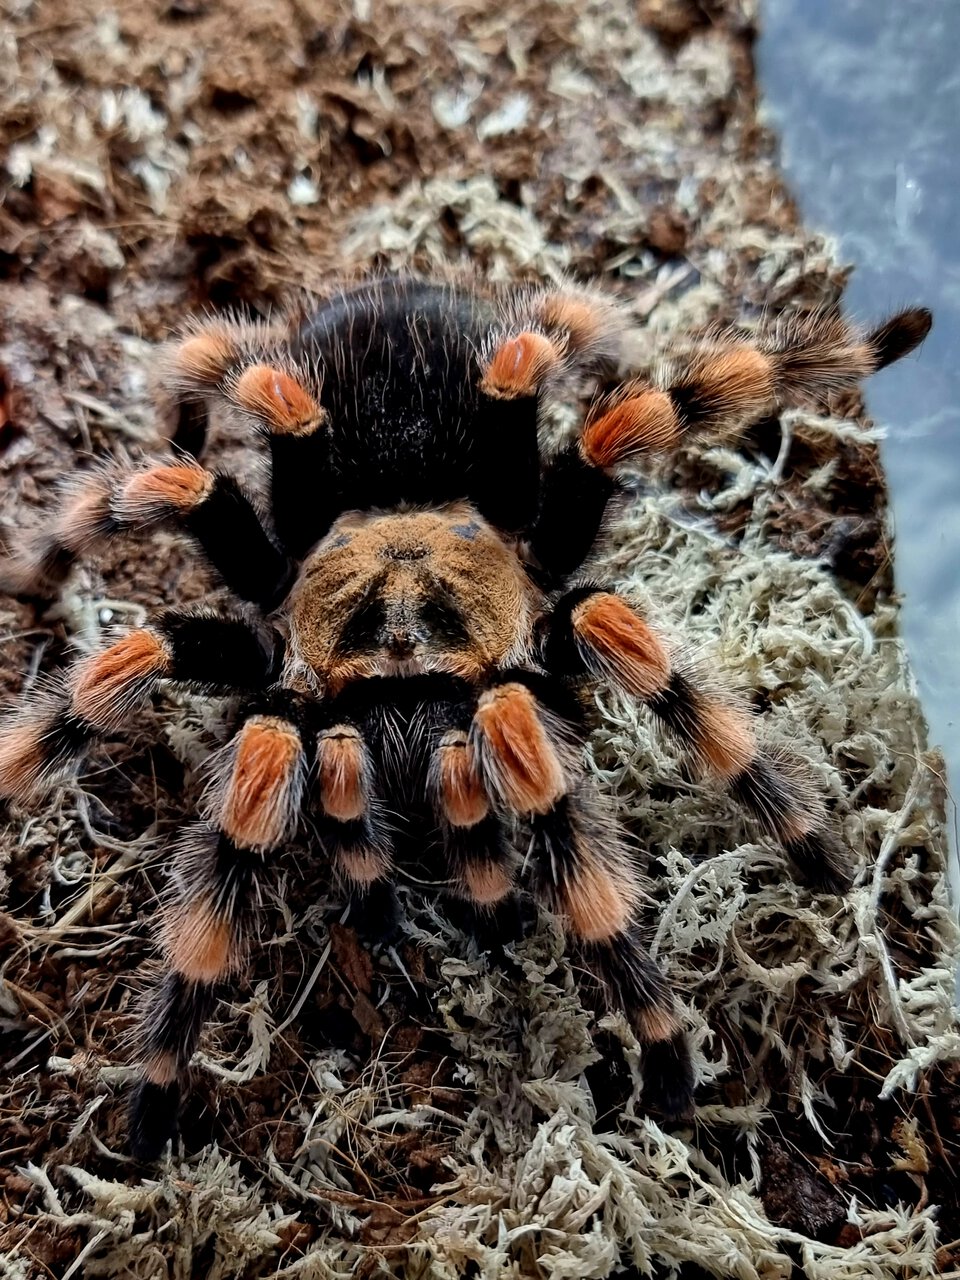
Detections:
382,544,428,561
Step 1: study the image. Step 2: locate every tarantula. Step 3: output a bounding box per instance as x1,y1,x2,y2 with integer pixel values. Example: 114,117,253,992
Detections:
0,275,930,1160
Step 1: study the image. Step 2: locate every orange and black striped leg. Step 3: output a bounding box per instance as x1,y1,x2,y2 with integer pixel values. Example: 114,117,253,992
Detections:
159,317,271,459
225,362,337,557
130,825,262,1159
579,921,694,1121
526,791,693,1117
166,324,336,556
578,305,932,466
528,306,932,579
527,286,626,366
472,331,564,532
2,457,290,607
528,444,620,579
0,613,277,804
131,699,309,1158
468,678,575,819
544,588,853,892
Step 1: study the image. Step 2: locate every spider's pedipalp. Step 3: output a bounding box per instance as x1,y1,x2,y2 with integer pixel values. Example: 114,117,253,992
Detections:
316,724,370,822
443,815,517,907
428,730,516,907
313,721,396,886
319,813,394,887
430,728,489,828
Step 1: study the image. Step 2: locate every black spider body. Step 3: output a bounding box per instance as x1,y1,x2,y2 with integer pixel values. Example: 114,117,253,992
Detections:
0,273,931,1160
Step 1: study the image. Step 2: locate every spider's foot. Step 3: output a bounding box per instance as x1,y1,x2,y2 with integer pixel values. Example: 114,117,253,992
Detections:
640,1031,695,1122
128,1078,181,1163
347,878,404,946
446,890,530,956
784,828,855,895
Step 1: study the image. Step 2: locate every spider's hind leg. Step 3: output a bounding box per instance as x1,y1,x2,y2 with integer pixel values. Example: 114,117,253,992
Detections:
469,287,628,535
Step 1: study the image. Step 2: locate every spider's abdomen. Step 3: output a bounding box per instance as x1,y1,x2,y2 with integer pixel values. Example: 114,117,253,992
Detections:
290,278,497,512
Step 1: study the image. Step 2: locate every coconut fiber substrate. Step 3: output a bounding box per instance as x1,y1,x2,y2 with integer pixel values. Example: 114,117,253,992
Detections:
0,1,957,1277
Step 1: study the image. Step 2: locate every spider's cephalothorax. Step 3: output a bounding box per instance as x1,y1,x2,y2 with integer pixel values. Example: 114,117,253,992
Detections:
0,275,931,1160
288,504,537,690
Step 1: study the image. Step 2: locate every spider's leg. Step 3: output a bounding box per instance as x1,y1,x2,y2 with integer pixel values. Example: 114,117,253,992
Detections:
530,793,693,1118
0,612,277,803
470,287,626,534
467,671,691,1112
543,587,853,892
225,361,334,557
160,317,335,555
528,305,932,577
130,692,311,1159
2,457,290,607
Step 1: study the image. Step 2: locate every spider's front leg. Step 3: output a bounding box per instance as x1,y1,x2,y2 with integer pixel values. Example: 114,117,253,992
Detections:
542,587,853,893
0,611,277,803
130,688,311,1160
464,672,694,1117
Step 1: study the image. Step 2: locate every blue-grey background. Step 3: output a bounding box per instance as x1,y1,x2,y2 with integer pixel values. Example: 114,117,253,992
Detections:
758,0,960,858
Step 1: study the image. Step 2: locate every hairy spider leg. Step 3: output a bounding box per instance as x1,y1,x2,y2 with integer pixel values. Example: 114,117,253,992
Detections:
0,457,291,608
529,305,932,578
160,315,333,555
0,613,276,802
473,285,627,535
544,588,853,892
467,669,692,1113
130,690,311,1159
